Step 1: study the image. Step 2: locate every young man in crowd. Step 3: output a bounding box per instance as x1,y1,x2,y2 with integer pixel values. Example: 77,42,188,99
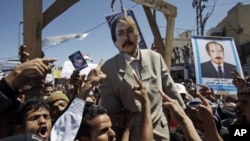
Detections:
15,100,52,141
0,54,56,140
74,72,153,141
74,102,116,141
46,91,69,124
44,83,54,100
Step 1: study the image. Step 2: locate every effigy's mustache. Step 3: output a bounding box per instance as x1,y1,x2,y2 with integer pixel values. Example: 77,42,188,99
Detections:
122,41,134,47
215,57,222,59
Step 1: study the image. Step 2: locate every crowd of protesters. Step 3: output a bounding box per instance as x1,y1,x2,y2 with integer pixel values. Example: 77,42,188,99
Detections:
1,50,250,141
1,13,250,141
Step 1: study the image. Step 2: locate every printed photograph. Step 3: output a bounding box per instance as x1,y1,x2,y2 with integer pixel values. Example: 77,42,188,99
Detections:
68,51,88,71
191,36,243,95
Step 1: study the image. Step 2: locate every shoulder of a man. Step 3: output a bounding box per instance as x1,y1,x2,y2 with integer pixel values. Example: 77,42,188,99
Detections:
201,61,211,67
101,54,120,70
140,49,162,62
141,49,160,56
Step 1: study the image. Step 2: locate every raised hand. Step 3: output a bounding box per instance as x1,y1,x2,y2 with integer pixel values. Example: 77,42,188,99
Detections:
5,58,56,90
131,74,149,103
159,90,187,125
78,58,106,100
19,45,45,63
85,58,106,85
159,90,202,141
232,68,245,89
129,74,153,141
197,84,216,102
19,45,30,63
69,70,86,99
196,93,223,141
196,93,214,122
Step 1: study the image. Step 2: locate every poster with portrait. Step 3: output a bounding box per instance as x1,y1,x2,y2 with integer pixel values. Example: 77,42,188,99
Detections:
105,10,147,49
191,36,243,95
68,51,88,71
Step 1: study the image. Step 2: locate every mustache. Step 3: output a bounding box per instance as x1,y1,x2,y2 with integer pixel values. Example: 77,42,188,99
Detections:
215,56,222,59
122,40,134,48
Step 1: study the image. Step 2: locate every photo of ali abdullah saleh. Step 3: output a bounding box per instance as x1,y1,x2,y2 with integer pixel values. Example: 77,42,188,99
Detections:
191,36,243,95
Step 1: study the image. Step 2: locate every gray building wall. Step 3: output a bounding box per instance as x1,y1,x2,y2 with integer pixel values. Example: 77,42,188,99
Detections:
207,2,250,73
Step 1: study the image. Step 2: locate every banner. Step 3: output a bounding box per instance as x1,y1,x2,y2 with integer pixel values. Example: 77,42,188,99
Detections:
42,33,89,47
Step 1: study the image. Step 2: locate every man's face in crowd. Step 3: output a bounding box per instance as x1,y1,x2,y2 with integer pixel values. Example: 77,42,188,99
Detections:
79,114,116,141
207,43,224,65
50,100,68,120
115,18,139,56
23,107,52,141
44,86,53,97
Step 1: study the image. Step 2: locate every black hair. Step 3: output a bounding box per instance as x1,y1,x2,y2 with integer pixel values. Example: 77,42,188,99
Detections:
44,82,53,88
75,102,107,139
16,99,50,125
110,16,137,43
110,17,125,43
205,41,224,53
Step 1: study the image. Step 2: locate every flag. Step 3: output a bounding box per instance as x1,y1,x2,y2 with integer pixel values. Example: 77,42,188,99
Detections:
42,33,89,47
82,54,93,62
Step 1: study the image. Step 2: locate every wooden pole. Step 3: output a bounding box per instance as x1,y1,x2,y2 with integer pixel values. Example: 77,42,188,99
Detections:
164,14,176,69
23,0,43,100
23,0,43,60
22,0,80,100
143,6,165,56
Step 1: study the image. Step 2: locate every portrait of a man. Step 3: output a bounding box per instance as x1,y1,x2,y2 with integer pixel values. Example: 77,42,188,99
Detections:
201,41,236,79
68,51,87,71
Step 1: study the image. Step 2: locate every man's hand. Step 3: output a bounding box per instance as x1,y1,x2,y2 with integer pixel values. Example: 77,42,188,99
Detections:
70,70,85,97
19,45,45,63
196,93,214,123
232,68,245,89
159,90,188,126
196,93,223,141
85,58,106,86
197,84,216,102
78,58,106,100
19,45,30,63
5,58,56,90
131,74,149,103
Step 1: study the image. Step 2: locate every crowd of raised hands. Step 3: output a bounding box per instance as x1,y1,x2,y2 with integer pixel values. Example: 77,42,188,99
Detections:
1,45,250,141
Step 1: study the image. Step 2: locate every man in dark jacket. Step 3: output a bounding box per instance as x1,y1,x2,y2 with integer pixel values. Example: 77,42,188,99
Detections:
201,41,236,79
